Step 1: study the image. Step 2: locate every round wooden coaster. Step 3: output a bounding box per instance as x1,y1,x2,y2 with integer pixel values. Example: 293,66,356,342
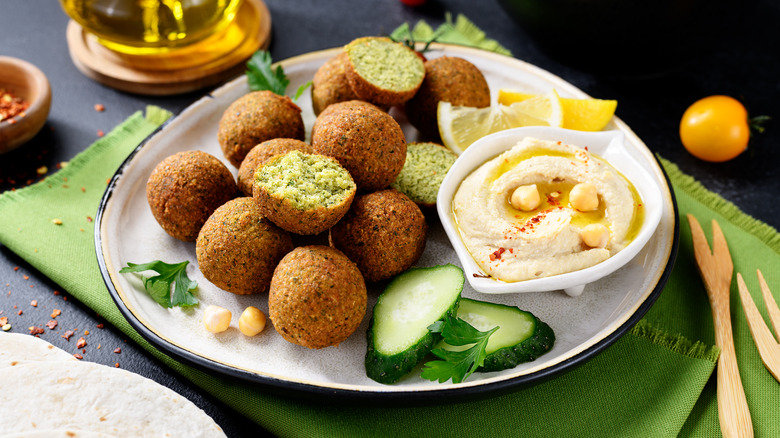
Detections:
66,0,271,96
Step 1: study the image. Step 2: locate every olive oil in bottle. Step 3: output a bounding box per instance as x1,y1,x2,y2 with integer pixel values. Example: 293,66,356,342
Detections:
60,0,242,54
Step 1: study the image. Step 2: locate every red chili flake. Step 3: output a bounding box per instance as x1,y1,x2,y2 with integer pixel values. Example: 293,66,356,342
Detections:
96,323,104,329
0,317,8,325
113,347,121,354
28,326,44,335
73,354,83,360
30,300,37,307
0,88,30,121
13,266,19,271
81,187,86,192
97,130,104,137
17,310,22,315
46,320,58,330
114,363,120,368
489,247,506,261
86,216,93,222
23,275,29,280
97,344,101,349
62,330,75,341
51,309,61,318
53,290,60,295
94,103,105,112
84,330,90,335
76,337,87,349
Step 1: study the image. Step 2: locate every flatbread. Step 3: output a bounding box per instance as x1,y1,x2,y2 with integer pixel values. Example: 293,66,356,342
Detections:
0,332,76,368
0,333,226,437
4,429,117,437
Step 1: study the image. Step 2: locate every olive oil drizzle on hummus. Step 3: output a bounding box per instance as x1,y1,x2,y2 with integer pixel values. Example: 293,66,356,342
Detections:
451,139,644,282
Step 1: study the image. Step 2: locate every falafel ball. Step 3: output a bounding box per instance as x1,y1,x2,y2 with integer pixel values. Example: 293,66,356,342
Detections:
237,138,313,196
253,150,356,235
311,100,406,192
217,90,305,168
196,197,293,295
146,150,237,242
269,245,367,349
405,56,491,139
311,53,360,116
329,188,427,282
344,37,425,108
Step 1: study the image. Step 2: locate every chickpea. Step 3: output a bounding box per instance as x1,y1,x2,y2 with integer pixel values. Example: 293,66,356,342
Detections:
203,305,231,333
510,184,541,211
239,306,267,336
581,224,610,248
570,183,599,211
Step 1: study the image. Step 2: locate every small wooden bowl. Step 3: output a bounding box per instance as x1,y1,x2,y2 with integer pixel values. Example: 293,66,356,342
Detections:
0,56,52,154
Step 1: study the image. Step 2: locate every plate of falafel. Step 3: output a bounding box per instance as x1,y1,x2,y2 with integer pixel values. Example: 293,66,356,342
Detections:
96,40,678,402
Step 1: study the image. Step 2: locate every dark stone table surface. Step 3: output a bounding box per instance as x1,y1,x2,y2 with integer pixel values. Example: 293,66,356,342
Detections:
1,1,777,436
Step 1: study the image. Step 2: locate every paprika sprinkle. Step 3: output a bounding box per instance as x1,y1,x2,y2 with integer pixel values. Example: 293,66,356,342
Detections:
0,88,29,122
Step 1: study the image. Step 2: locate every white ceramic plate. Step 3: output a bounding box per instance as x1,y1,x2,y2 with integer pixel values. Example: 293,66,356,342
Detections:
96,44,678,403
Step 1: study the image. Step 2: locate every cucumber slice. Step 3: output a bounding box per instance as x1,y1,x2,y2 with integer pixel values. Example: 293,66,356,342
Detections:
451,298,555,372
365,264,464,384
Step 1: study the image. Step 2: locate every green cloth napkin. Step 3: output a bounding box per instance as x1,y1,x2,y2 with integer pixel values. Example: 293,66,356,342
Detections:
1,108,778,437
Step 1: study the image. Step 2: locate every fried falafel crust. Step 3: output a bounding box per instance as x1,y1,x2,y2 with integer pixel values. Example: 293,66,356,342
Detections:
329,189,427,282
217,91,305,168
146,150,237,242
311,101,406,192
196,197,293,295
269,245,367,349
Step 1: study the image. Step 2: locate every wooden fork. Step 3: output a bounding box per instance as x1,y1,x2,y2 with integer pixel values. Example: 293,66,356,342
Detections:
736,269,780,383
687,214,753,438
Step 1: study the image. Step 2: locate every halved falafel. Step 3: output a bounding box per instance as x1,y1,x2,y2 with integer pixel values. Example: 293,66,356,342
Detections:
237,138,313,196
217,91,305,168
146,150,237,242
390,142,458,208
196,197,293,295
253,150,356,235
311,100,406,192
404,56,490,139
269,245,367,349
344,37,425,107
329,188,427,282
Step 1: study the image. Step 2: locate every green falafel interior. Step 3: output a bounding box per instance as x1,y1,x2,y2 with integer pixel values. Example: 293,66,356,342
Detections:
391,142,457,206
346,38,425,92
254,150,356,210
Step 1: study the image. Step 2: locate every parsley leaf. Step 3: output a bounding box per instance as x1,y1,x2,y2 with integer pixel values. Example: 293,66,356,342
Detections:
246,50,288,95
119,260,198,308
245,50,312,101
421,314,498,384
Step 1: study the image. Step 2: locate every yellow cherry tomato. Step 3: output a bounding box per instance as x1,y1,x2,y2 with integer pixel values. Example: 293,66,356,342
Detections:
679,95,750,162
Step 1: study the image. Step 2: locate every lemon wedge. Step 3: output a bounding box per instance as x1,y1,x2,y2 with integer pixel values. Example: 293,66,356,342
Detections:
438,90,563,154
498,89,617,132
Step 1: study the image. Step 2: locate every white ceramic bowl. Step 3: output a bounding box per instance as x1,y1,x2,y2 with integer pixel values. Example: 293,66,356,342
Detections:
437,126,663,297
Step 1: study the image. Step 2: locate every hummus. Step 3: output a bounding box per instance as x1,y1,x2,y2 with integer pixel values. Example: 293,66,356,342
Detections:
452,137,643,282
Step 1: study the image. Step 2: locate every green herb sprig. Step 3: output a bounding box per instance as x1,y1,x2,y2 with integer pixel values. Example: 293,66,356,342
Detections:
119,260,198,308
246,50,311,101
421,314,498,384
